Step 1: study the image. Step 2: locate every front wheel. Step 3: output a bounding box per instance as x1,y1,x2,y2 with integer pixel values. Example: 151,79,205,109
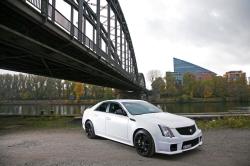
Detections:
85,120,96,139
134,130,155,157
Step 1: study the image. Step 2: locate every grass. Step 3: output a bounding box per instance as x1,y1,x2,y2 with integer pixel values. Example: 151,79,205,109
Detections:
197,116,250,130
0,116,81,130
0,116,250,131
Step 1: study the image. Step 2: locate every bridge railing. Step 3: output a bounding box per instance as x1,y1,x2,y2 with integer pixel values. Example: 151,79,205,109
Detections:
25,0,137,85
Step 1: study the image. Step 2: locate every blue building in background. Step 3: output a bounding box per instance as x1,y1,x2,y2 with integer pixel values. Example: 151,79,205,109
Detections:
170,58,216,84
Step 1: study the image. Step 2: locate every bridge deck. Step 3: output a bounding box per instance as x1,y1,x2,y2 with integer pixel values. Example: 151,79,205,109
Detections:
0,0,146,92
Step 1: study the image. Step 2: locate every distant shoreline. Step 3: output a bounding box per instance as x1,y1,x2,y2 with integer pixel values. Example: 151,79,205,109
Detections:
0,97,249,105
0,99,99,105
150,97,250,104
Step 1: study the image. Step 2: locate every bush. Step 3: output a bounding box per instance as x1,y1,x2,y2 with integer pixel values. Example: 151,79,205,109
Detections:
197,116,250,130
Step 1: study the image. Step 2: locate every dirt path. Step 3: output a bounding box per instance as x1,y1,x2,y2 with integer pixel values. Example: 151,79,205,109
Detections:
0,128,249,166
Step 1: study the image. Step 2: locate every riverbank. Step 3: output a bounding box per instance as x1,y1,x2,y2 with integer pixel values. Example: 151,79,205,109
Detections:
0,99,100,105
1,100,250,116
150,97,250,104
0,117,80,130
1,116,250,131
0,97,249,106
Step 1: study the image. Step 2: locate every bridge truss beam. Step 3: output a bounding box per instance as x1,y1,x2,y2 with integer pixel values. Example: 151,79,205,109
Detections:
0,0,147,92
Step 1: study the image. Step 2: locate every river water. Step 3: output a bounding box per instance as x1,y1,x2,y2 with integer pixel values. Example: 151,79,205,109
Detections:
0,105,89,116
0,102,250,116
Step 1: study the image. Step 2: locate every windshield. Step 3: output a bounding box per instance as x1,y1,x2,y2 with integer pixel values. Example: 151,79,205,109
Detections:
122,101,162,115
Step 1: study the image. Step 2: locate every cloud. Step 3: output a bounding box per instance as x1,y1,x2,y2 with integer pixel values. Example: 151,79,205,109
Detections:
144,0,250,63
118,0,250,88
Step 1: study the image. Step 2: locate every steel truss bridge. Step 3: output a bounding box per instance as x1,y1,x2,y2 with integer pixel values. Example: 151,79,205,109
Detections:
0,0,146,92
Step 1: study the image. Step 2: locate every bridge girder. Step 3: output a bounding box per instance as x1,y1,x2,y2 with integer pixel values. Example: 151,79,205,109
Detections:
0,0,146,91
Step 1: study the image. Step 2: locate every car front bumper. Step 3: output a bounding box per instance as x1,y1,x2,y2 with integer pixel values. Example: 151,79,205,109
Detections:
155,129,203,155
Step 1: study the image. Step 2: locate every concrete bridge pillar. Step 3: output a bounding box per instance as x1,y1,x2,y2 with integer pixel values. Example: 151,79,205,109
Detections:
115,90,147,100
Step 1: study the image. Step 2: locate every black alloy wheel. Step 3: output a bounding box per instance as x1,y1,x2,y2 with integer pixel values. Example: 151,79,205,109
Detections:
85,121,96,139
134,130,155,157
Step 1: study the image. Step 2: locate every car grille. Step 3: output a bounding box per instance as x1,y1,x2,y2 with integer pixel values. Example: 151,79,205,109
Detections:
176,125,196,135
182,137,199,149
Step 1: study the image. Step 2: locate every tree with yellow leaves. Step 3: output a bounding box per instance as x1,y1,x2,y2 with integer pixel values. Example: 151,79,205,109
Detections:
73,82,84,100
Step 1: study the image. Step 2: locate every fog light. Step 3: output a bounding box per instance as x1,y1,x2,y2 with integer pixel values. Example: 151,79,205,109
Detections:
170,144,177,151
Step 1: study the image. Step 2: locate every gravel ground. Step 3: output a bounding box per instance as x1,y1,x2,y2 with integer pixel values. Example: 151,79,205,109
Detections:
0,128,249,166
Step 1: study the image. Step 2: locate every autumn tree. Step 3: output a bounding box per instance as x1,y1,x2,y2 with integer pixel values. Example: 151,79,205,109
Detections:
0,74,115,100
73,82,84,100
164,72,178,97
63,80,74,99
193,80,204,98
1,72,249,101
183,73,196,97
203,80,213,98
234,76,248,101
147,70,162,84
212,76,227,98
151,77,165,94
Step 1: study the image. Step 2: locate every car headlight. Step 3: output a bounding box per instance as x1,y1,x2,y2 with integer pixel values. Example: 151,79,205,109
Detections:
158,125,174,138
195,123,200,130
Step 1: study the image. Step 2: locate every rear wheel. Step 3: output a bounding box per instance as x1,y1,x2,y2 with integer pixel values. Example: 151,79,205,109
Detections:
134,129,155,157
85,121,96,139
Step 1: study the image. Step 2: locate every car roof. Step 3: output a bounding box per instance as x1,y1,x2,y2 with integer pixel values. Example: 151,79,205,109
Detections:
102,99,146,103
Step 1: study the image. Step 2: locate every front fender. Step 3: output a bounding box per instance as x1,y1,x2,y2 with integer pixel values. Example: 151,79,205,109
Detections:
129,119,160,146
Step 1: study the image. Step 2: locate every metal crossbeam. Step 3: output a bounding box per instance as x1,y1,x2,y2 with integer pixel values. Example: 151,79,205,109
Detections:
0,0,146,91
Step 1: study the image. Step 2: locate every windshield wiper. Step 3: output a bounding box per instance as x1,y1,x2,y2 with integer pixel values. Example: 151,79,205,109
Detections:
133,112,160,115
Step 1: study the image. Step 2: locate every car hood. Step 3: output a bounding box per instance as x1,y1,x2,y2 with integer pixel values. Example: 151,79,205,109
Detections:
134,112,195,128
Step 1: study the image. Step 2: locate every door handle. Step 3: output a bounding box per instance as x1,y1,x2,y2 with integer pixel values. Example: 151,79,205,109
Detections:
106,117,111,120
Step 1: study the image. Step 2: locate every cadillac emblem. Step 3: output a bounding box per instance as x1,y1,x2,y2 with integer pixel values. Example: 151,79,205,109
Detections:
189,128,193,133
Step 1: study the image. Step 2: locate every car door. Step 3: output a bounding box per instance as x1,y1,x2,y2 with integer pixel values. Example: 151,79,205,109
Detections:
105,102,129,142
92,102,108,136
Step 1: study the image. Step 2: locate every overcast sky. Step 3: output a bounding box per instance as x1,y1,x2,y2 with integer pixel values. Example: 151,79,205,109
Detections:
1,0,250,88
119,0,250,87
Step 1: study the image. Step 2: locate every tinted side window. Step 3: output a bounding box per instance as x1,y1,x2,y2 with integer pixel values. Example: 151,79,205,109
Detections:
109,103,127,116
109,103,120,113
95,103,108,112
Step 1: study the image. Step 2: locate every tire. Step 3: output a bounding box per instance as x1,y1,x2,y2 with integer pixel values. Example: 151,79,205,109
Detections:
134,129,155,157
85,120,96,139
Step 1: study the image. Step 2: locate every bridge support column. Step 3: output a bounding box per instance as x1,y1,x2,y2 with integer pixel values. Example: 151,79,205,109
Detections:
107,4,111,56
96,0,101,52
70,4,74,36
115,90,147,100
120,21,123,68
78,0,83,42
41,0,48,18
51,0,55,22
115,15,118,54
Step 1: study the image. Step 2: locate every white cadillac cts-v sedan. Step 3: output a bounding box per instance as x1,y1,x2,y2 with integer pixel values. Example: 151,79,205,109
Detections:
82,100,202,157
